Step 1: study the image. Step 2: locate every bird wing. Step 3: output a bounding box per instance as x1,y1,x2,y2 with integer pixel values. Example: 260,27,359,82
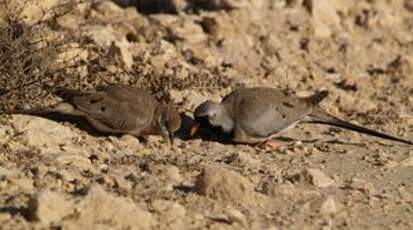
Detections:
58,85,157,132
229,88,313,139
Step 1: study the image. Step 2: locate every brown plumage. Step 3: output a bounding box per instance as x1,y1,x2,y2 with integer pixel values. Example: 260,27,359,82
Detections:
193,87,413,146
5,85,182,144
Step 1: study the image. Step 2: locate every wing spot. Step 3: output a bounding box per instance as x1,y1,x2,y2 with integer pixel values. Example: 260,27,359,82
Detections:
90,98,100,104
282,101,294,108
282,114,286,119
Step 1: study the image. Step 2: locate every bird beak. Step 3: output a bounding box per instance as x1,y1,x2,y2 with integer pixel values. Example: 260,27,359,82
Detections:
189,123,201,137
161,131,174,146
168,132,174,145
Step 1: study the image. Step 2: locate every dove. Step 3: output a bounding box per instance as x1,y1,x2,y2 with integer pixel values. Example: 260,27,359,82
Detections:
4,85,182,144
191,87,413,146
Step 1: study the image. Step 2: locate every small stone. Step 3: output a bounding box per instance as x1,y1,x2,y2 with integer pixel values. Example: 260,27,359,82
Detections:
399,155,413,167
224,206,246,225
152,200,186,229
76,185,152,229
94,1,125,19
302,168,336,188
51,43,88,71
118,134,140,147
0,125,12,145
0,212,12,222
28,190,74,224
319,197,338,214
150,15,207,45
11,115,76,151
55,153,92,171
195,165,262,204
304,0,341,37
82,25,133,70
18,0,60,24
0,166,14,178
56,13,84,30
348,178,375,194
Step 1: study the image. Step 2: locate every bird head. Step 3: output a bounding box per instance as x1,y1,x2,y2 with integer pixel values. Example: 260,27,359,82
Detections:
156,105,182,145
191,100,233,136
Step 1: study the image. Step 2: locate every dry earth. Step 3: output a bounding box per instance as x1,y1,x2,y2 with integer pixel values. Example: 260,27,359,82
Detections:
1,0,413,229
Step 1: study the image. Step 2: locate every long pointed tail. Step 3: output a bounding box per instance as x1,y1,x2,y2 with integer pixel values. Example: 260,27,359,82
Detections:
306,108,413,145
54,87,87,104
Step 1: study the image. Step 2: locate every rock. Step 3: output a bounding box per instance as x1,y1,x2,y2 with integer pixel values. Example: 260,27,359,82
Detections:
108,40,134,70
224,206,246,225
118,134,141,148
28,190,74,224
398,154,413,167
302,168,336,188
76,185,152,229
168,89,186,104
319,196,338,214
93,1,125,20
55,153,93,171
304,0,341,37
152,200,186,229
11,115,76,150
56,13,85,30
185,91,222,110
387,55,413,82
195,165,261,204
150,15,207,45
0,166,14,178
0,212,12,222
348,178,375,194
142,165,184,193
158,165,183,184
225,151,260,166
51,43,89,71
12,0,60,24
0,124,13,145
82,25,134,70
168,0,190,13
336,93,377,113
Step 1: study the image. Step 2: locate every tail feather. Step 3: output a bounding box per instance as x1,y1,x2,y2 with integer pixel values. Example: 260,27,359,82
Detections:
304,90,329,105
54,88,85,103
307,108,413,145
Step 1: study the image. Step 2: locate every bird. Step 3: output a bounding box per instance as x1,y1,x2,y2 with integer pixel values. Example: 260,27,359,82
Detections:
3,85,182,144
191,87,413,146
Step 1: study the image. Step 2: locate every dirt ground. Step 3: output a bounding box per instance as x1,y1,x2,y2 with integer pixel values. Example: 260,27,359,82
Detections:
1,0,413,229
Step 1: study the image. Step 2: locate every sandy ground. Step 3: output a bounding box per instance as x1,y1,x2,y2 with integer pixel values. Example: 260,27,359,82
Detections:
1,0,413,229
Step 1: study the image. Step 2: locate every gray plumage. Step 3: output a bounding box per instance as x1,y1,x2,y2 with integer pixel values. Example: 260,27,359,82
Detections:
194,87,413,145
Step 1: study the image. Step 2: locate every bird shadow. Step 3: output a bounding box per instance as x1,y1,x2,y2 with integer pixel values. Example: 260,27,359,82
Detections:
9,112,154,143
5,112,111,138
175,113,233,144
3,112,369,147
176,113,371,147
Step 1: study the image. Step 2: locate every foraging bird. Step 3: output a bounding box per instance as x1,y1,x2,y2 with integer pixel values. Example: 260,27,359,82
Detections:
192,87,413,146
4,85,182,144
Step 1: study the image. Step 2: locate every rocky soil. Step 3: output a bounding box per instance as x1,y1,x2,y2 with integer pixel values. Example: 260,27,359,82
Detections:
1,0,413,229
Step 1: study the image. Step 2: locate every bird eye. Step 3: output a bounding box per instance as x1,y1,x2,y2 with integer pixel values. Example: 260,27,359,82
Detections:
100,106,106,112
